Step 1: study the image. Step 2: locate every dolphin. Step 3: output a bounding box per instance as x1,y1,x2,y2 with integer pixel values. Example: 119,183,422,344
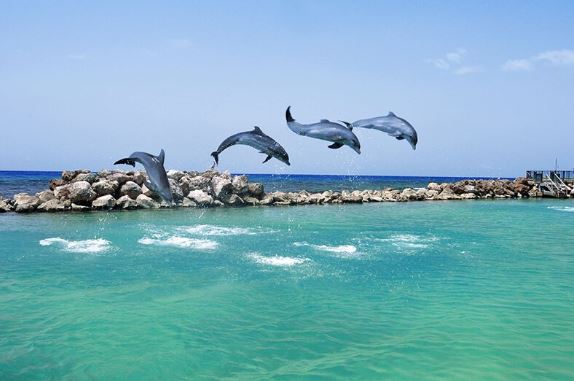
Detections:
285,106,361,154
114,149,174,203
341,112,418,150
211,126,290,166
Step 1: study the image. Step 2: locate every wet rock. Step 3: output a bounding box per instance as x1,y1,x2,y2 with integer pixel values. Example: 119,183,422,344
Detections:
187,190,213,207
69,181,97,204
120,181,142,199
92,195,116,210
116,195,139,210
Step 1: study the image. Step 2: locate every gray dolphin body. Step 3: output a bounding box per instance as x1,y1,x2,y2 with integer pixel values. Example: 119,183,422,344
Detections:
344,112,418,150
114,149,174,203
211,127,290,166
285,106,361,154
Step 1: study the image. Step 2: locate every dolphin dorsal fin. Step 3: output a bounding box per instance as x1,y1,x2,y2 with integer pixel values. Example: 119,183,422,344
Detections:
320,119,330,123
252,126,265,135
387,111,396,117
158,149,165,165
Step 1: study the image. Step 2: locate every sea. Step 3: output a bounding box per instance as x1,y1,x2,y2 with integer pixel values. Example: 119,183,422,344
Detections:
1,171,573,380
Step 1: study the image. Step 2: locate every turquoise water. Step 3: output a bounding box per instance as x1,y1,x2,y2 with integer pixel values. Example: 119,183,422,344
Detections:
1,200,573,380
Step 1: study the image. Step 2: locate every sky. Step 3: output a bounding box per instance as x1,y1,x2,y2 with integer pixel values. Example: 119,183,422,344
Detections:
0,1,573,177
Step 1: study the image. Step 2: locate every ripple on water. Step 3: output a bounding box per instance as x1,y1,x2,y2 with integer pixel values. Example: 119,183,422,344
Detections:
39,238,112,254
547,206,574,213
181,224,277,236
247,252,309,267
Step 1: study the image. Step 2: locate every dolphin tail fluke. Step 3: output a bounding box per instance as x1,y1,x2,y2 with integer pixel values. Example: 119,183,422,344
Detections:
210,151,219,166
114,158,136,167
286,106,294,122
338,120,352,130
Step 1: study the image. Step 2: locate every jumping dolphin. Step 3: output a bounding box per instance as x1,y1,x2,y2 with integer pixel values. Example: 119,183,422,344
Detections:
341,112,418,150
211,127,290,166
114,149,174,203
285,106,361,154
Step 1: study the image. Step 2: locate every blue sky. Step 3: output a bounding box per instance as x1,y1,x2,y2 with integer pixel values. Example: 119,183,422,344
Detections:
1,1,573,176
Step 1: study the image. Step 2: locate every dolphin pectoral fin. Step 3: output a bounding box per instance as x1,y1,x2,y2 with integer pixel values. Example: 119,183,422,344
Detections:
114,158,136,167
395,136,405,140
328,143,344,149
262,155,273,163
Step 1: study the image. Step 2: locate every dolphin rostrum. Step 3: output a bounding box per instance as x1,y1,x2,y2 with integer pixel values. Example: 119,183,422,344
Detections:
211,126,291,166
341,112,418,150
114,149,174,203
285,106,361,154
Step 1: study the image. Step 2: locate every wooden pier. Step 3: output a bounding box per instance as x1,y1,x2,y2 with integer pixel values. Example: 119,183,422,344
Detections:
526,170,573,198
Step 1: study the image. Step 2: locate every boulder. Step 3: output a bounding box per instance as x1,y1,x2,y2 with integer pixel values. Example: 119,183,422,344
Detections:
92,195,116,210
71,203,90,211
36,190,55,203
14,193,41,213
168,178,184,203
167,170,185,181
62,170,81,182
224,194,244,206
247,183,264,198
136,194,160,209
92,180,119,196
116,195,139,210
186,176,211,192
54,184,71,200
460,193,477,200
120,181,142,199
427,182,442,191
0,198,14,212
37,199,67,212
49,179,66,190
243,196,260,206
211,176,233,199
107,172,132,186
132,171,147,186
73,172,98,183
187,190,213,207
181,197,197,208
232,175,249,194
69,181,97,204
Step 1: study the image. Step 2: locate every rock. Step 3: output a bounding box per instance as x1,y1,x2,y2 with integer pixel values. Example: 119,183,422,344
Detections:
116,195,139,210
71,203,90,211
36,190,55,203
54,184,71,200
187,176,211,192
14,193,41,213
224,194,244,206
427,182,442,191
107,172,132,186
181,198,197,208
68,181,97,204
232,175,249,194
425,189,439,199
136,194,160,209
211,176,233,199
132,171,146,186
460,193,477,199
399,188,419,201
62,170,81,182
37,199,67,212
92,195,116,210
0,198,14,212
49,179,65,190
260,195,274,205
463,185,478,194
243,196,260,206
247,183,264,198
73,172,98,183
92,180,119,197
213,200,225,207
168,179,184,203
187,190,213,207
167,170,185,181
120,181,142,199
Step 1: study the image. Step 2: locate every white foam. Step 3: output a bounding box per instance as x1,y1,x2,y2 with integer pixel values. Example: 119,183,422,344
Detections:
183,224,276,236
375,234,439,250
294,242,358,254
248,252,308,267
138,236,218,250
39,238,112,253
548,206,574,213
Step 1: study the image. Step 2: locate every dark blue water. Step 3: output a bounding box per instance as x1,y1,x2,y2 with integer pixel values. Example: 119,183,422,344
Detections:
0,171,502,198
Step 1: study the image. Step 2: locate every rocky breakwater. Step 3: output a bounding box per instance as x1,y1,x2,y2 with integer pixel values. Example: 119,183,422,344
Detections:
0,169,265,213
0,174,552,214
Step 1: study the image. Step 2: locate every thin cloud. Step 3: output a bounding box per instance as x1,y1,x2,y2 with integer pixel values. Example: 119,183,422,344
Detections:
427,48,480,75
503,49,574,71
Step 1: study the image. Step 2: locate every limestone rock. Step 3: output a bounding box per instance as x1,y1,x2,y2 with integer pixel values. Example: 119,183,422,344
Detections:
69,181,97,204
74,172,98,183
232,175,249,194
107,172,132,186
116,195,139,210
92,195,116,210
211,176,233,199
225,194,244,206
92,180,119,197
167,170,185,181
168,178,184,203
120,181,142,199
71,203,90,211
54,184,71,200
247,183,264,198
0,198,14,212
181,198,197,208
187,190,213,207
14,193,41,213
136,194,160,209
427,182,442,191
36,190,55,203
243,196,260,206
37,199,67,212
